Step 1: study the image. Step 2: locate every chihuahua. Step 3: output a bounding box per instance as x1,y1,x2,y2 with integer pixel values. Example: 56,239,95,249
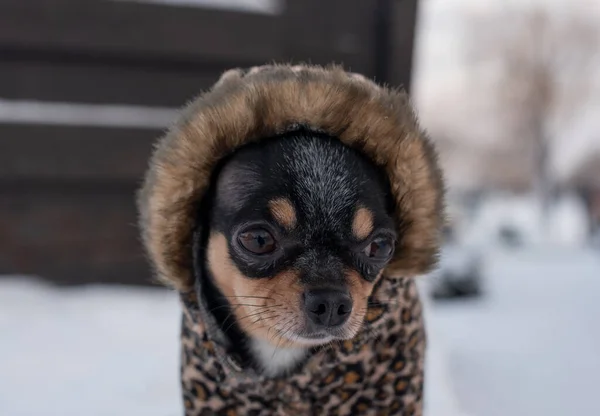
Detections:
138,64,444,415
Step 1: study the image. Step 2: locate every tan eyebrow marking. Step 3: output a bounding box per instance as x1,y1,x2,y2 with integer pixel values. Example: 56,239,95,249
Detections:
268,198,297,230
352,207,374,240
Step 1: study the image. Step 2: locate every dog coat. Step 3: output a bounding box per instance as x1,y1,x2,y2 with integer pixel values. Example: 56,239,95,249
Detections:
137,64,445,415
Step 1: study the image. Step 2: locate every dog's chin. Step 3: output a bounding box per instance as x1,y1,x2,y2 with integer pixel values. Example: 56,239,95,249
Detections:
279,326,361,347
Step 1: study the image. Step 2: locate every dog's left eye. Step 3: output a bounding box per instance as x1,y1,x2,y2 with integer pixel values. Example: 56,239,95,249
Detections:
238,228,276,255
364,237,394,260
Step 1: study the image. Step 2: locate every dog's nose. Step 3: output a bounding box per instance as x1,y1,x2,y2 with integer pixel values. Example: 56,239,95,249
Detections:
304,289,353,328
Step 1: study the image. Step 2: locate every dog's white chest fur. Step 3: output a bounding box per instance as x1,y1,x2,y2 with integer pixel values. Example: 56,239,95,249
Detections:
250,338,307,376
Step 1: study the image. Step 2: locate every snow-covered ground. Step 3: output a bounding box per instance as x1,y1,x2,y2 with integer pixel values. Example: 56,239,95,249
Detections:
0,280,183,416
424,246,600,416
1,247,599,415
0,277,464,416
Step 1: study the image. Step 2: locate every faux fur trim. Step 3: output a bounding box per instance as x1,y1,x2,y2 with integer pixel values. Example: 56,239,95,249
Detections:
137,64,445,291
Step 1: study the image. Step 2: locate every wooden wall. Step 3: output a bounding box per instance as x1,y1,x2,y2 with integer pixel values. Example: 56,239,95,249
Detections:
0,0,418,285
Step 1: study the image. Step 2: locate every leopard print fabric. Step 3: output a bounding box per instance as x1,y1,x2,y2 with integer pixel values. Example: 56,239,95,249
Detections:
180,276,426,416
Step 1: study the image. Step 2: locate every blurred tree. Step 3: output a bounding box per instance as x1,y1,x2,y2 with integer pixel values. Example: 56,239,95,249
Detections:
465,7,599,230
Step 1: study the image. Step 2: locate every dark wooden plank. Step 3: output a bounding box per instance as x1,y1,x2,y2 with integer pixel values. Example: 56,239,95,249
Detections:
0,182,152,285
281,0,333,64
0,124,158,181
373,0,393,84
0,57,223,106
281,0,377,77
0,0,280,63
388,0,419,92
281,0,416,89
325,0,379,78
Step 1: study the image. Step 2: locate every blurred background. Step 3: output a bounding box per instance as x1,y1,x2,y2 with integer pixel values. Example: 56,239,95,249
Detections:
1,0,599,415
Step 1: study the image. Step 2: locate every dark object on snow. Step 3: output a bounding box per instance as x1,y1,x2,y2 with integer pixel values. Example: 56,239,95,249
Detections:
428,226,484,300
498,225,524,248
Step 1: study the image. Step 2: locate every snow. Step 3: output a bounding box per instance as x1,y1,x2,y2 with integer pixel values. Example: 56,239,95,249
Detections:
548,194,590,245
423,247,600,416
0,276,465,416
464,193,590,249
2,246,599,416
552,105,600,181
421,288,473,416
0,279,183,416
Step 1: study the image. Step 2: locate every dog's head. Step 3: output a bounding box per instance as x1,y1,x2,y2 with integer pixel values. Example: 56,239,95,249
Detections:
137,64,445,374
199,131,397,348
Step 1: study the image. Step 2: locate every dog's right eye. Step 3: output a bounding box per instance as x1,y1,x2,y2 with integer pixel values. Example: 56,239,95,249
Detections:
237,228,276,255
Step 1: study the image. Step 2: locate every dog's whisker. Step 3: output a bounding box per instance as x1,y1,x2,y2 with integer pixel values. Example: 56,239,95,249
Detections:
219,295,274,300
207,303,273,313
214,305,253,330
227,303,275,308
367,298,406,304
242,305,282,317
276,320,297,353
249,313,280,329
219,313,238,332
270,317,296,359
271,315,296,346
219,304,271,331
253,311,279,323
211,303,277,328
263,290,287,301
221,308,283,333
265,313,291,339
236,309,278,323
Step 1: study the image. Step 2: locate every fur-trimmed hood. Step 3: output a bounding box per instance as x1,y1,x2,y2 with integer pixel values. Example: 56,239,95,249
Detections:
137,64,444,291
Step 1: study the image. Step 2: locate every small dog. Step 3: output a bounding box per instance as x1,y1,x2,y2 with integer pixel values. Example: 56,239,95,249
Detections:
200,130,397,376
138,64,444,415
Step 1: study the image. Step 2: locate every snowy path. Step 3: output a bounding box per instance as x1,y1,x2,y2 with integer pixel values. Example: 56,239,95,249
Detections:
0,277,463,416
426,247,600,416
4,247,595,416
0,280,183,416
